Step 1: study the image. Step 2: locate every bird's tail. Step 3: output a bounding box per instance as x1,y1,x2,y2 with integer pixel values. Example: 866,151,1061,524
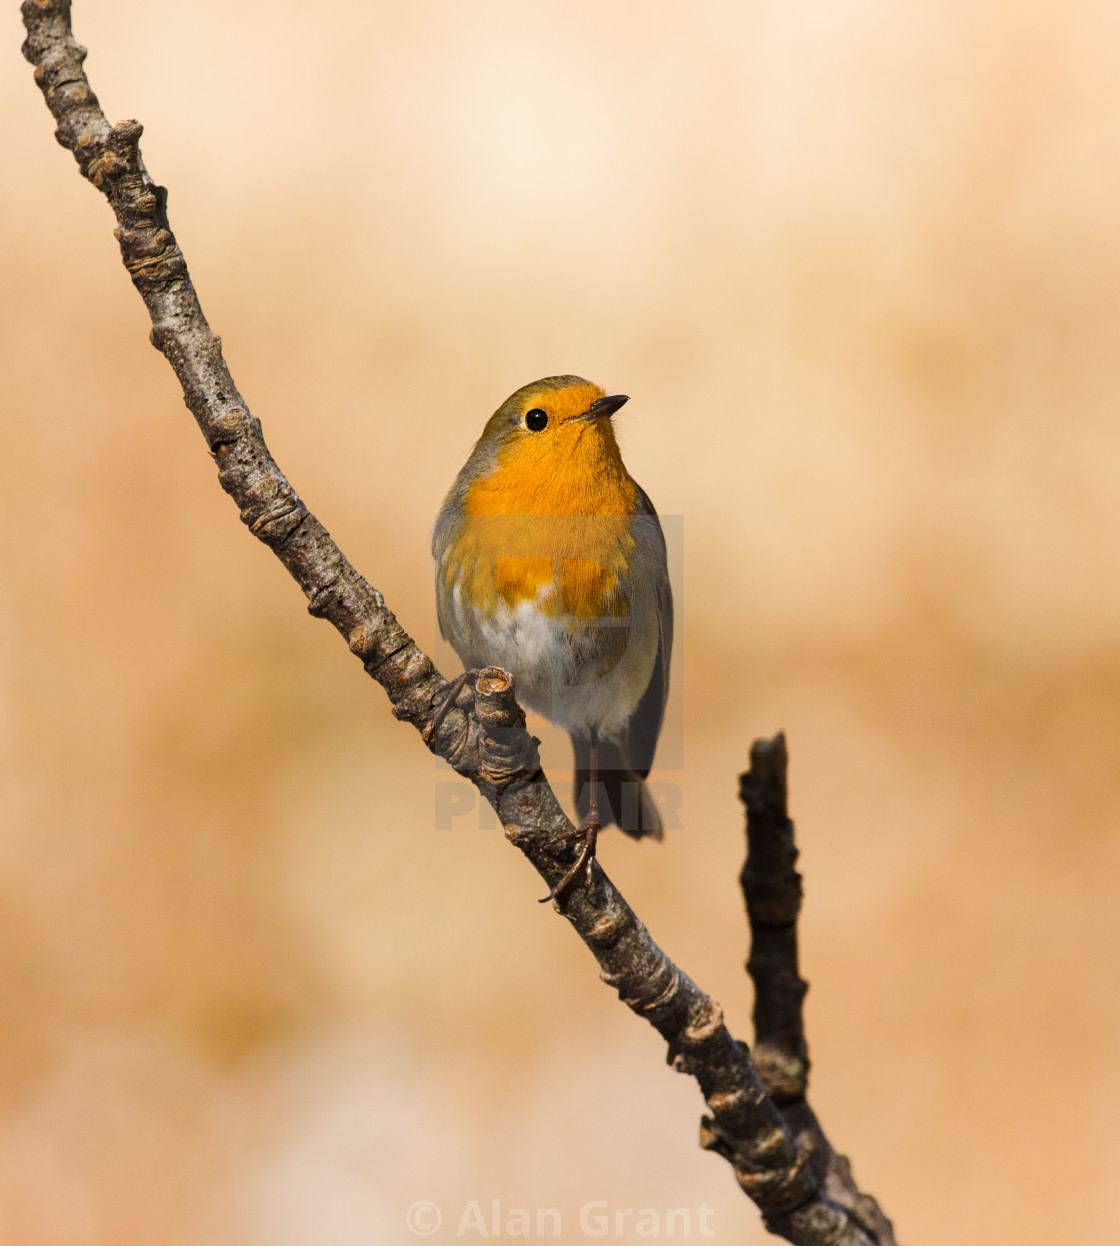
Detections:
571,733,663,840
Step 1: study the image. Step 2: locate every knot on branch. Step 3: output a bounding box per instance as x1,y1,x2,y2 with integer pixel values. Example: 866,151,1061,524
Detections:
631,963,683,1024
473,667,539,792
90,123,187,289
700,1116,815,1221
680,998,725,1044
585,910,632,948
751,1040,810,1103
119,230,186,287
235,471,306,545
605,954,690,1033
206,407,256,450
88,119,140,186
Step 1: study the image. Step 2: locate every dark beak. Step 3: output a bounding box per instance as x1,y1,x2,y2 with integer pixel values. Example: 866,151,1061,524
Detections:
576,393,630,422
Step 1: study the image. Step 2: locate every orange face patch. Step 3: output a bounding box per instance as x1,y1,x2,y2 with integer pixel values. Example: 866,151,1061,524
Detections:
521,381,606,426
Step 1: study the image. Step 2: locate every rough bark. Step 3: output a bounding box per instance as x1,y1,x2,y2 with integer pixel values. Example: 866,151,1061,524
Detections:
20,4,897,1242
741,736,897,1244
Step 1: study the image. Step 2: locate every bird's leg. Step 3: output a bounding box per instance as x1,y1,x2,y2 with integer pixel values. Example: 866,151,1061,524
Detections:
541,729,601,903
422,669,479,745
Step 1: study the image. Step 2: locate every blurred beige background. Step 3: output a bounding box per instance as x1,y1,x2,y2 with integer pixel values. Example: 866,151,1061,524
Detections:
4,1,1120,1242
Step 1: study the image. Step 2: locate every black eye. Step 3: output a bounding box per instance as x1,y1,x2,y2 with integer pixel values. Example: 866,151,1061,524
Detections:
524,408,549,432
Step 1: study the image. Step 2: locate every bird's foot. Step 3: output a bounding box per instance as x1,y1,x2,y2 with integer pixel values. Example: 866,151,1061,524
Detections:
539,813,600,903
422,669,479,746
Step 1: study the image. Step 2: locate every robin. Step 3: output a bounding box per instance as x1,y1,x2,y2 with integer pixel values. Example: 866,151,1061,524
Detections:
429,375,673,901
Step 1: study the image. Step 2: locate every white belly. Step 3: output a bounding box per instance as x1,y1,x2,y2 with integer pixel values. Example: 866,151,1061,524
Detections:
442,581,657,738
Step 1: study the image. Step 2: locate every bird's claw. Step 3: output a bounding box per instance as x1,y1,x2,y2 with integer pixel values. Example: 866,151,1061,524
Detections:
422,669,478,745
539,815,600,903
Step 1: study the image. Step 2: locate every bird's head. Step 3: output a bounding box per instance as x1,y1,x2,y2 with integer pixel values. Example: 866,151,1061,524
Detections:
480,375,628,456
459,376,634,517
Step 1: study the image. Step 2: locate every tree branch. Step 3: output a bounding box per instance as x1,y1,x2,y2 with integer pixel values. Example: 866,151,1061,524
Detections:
21,4,895,1241
741,735,898,1245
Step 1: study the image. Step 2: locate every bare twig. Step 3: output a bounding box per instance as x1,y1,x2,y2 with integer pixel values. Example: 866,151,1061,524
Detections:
21,4,894,1241
741,736,898,1245
741,734,812,1103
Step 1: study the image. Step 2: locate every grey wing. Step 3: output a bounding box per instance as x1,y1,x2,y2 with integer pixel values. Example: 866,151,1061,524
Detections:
433,546,452,644
623,484,673,778
431,507,464,648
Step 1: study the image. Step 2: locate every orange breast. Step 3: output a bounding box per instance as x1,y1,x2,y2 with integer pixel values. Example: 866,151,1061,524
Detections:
448,515,634,620
452,422,637,620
